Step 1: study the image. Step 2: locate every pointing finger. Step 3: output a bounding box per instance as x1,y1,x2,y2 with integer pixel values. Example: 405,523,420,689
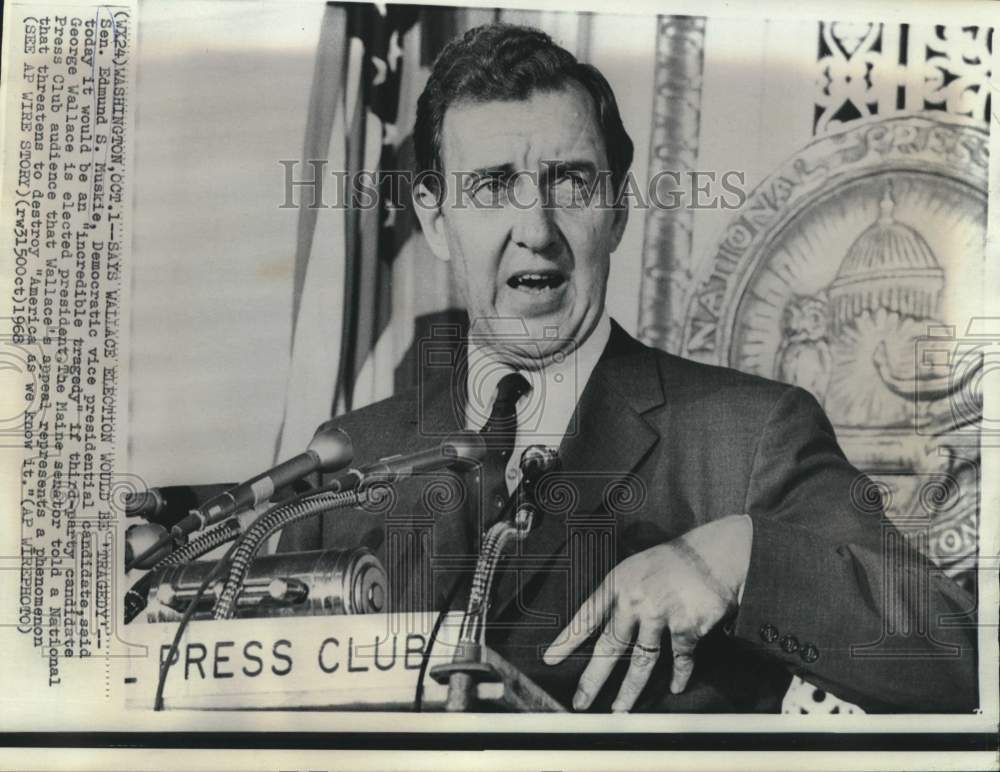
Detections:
543,575,616,665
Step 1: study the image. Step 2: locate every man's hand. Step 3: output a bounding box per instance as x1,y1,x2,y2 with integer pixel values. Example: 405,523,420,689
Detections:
542,514,753,712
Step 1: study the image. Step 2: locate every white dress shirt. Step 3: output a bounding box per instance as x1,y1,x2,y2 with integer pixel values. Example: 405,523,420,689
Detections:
465,312,612,492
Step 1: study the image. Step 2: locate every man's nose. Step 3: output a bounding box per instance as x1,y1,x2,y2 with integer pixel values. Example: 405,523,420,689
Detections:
511,177,557,253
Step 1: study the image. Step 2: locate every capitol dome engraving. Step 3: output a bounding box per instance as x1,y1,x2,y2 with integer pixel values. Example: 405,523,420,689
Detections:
829,186,944,336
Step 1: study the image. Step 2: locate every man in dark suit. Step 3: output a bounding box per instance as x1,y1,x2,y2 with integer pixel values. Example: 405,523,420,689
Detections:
281,23,977,713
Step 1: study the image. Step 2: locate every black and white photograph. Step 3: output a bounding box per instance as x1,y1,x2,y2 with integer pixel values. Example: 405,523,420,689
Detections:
0,0,997,768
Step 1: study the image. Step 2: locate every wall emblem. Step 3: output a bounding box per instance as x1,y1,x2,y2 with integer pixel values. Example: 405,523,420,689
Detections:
682,114,987,581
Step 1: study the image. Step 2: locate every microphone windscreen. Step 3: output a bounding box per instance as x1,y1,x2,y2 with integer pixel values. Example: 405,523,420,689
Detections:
443,431,488,465
520,445,559,482
308,426,354,473
124,488,165,519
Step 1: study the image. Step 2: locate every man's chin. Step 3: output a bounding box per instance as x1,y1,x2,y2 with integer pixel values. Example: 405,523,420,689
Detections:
475,318,587,370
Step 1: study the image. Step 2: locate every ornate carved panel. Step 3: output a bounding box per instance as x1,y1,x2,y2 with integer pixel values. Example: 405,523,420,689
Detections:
815,22,993,134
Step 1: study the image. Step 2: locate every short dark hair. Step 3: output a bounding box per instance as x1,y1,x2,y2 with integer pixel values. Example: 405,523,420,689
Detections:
414,23,634,197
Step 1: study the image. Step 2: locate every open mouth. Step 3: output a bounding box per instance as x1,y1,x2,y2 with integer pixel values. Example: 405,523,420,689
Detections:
506,270,568,293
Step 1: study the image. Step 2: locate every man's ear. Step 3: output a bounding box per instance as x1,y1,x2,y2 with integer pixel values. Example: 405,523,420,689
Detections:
413,181,451,262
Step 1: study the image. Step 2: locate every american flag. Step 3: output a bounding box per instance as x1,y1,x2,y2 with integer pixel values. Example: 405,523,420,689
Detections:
275,3,497,461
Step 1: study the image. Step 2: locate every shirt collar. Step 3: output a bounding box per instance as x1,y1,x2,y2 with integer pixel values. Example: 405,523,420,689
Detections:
465,311,612,435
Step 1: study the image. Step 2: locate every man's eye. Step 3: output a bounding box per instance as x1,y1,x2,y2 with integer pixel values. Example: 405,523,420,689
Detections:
470,175,507,203
473,176,505,194
547,171,592,207
553,171,588,188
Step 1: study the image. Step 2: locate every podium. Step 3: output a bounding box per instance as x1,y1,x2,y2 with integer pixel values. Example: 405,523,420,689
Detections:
125,442,565,711
124,613,564,712
430,643,565,712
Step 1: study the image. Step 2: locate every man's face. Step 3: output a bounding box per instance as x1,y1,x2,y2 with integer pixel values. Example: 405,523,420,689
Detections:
416,84,627,368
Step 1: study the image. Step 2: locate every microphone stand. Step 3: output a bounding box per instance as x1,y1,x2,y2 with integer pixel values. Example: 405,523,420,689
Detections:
434,504,537,711
430,446,555,712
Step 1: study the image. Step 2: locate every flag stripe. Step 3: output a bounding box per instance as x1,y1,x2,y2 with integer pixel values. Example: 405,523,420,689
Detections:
273,4,348,461
290,4,349,336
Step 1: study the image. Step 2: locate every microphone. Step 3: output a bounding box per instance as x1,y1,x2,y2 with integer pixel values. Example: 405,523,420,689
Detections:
125,488,166,519
517,445,560,487
124,484,236,527
489,444,560,529
170,426,354,538
324,432,488,493
125,522,173,569
510,445,559,526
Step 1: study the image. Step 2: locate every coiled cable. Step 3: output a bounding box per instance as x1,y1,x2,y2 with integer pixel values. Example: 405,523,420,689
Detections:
458,519,524,646
124,518,242,624
212,488,363,620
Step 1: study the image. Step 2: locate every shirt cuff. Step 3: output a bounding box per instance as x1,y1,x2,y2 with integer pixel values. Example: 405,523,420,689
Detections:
736,513,752,605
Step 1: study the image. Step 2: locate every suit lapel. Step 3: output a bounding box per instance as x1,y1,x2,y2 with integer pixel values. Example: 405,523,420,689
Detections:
396,349,474,609
489,321,665,621
408,321,467,428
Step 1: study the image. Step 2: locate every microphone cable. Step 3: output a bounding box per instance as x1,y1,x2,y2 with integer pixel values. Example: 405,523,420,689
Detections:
153,538,238,711
211,487,363,620
413,566,470,712
152,479,331,709
210,446,480,620
127,477,320,624
124,517,242,625
126,531,175,574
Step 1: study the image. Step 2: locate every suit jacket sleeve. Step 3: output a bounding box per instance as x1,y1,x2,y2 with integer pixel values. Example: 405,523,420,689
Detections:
728,386,977,712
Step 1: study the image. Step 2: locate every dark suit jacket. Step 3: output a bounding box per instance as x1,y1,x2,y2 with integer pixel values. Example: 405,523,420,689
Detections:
279,320,977,713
